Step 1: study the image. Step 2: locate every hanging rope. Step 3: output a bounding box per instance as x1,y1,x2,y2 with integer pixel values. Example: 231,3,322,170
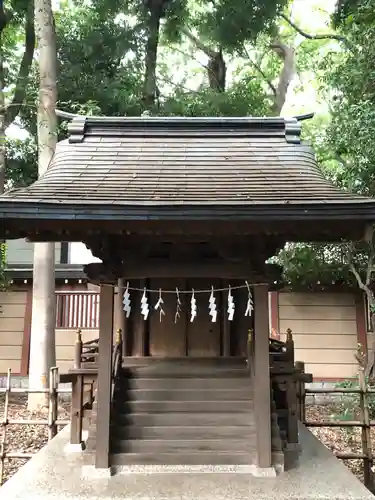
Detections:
104,281,271,294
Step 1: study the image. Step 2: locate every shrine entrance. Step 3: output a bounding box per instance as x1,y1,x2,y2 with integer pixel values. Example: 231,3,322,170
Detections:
125,278,252,358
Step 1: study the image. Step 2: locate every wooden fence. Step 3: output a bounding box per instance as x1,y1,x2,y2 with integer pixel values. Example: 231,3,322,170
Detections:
298,361,375,492
55,291,99,329
0,368,71,486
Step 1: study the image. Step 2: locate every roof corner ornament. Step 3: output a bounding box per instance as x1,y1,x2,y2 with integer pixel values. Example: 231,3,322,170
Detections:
284,117,301,144
68,116,87,143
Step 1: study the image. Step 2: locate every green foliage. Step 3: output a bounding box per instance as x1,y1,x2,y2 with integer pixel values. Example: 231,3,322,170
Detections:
192,0,289,51
160,77,271,117
6,137,37,189
324,0,375,197
277,1,375,288
274,242,361,288
334,377,375,420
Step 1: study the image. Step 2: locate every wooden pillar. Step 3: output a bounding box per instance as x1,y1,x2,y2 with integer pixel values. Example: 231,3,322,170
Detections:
253,284,272,469
134,278,148,356
95,284,114,469
221,288,231,356
116,278,127,357
70,375,83,445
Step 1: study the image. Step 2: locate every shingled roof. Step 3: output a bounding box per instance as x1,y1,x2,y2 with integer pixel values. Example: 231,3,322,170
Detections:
1,115,375,222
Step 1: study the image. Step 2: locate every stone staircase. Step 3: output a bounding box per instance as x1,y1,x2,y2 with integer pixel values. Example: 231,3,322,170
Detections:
86,357,285,470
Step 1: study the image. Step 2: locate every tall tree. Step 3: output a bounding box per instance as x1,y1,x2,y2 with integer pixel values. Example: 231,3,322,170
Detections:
28,0,57,409
0,0,35,194
275,0,375,376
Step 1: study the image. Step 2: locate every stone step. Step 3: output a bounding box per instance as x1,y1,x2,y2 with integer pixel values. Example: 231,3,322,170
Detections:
113,400,253,413
114,388,252,402
111,438,254,454
110,451,256,466
117,377,252,390
121,367,250,378
110,424,256,440
122,357,246,367
113,412,255,427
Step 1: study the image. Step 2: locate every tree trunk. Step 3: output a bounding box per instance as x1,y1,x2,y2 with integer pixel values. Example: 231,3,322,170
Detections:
0,55,5,197
28,0,57,410
180,27,227,93
207,49,226,92
0,4,6,196
365,289,375,378
270,41,295,115
142,6,162,108
0,8,7,287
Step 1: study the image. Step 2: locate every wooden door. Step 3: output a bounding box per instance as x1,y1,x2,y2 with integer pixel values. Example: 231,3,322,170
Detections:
186,278,221,357
149,278,187,356
141,278,251,357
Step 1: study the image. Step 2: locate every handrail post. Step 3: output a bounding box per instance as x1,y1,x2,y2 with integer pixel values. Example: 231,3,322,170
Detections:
74,329,83,369
70,372,84,445
247,329,253,372
295,361,306,423
286,328,294,364
116,328,122,350
48,367,58,440
359,367,374,490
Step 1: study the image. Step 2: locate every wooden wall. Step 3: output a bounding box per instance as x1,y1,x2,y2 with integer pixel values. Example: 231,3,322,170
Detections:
0,289,28,373
278,292,359,379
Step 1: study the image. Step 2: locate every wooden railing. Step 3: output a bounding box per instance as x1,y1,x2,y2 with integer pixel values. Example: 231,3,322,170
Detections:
268,329,313,463
0,367,71,485
73,330,99,368
56,291,100,329
111,329,123,401
64,329,122,450
59,330,100,446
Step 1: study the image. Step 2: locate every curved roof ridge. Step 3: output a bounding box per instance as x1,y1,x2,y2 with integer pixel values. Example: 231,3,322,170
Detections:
62,113,304,145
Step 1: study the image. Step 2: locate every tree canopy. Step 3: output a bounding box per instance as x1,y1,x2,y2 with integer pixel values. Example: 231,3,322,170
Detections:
2,0,375,296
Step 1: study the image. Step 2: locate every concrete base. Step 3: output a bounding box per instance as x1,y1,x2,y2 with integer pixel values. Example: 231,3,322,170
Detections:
81,465,113,480
113,464,276,476
0,423,374,499
64,442,86,453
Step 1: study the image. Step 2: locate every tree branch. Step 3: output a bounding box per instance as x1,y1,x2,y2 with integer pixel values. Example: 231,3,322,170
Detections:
158,75,200,94
270,40,296,115
171,44,211,73
365,238,375,287
241,45,276,96
5,6,35,127
0,2,13,36
348,242,367,291
180,26,217,59
281,13,354,52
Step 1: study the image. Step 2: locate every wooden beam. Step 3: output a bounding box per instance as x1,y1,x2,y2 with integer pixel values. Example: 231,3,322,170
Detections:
253,284,272,469
84,261,283,282
95,284,114,469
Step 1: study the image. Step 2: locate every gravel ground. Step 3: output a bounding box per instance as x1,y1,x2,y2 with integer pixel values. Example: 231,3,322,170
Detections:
0,394,70,485
306,403,375,485
0,398,374,488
